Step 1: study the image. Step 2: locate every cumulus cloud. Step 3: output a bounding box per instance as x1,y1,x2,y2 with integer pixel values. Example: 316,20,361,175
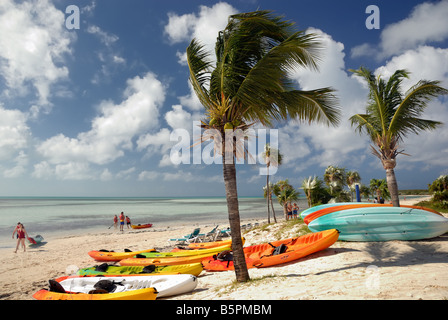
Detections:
35,72,166,179
0,0,73,110
286,28,369,169
0,105,31,161
164,3,238,112
352,1,448,59
373,46,448,169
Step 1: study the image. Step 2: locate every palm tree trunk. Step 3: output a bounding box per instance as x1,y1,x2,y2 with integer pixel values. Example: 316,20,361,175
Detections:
222,151,250,282
270,193,277,223
266,166,270,224
386,168,400,207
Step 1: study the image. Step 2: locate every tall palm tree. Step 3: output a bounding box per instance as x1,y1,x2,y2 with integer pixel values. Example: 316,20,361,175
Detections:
263,182,278,222
369,178,390,203
350,67,448,206
274,179,300,219
302,176,317,207
262,143,283,223
323,165,346,195
186,10,340,282
346,170,361,201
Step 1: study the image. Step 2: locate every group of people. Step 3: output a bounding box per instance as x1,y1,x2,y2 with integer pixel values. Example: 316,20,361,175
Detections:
113,212,131,231
286,202,300,220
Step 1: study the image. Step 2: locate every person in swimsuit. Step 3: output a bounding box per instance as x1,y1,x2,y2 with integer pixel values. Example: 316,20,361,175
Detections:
12,222,29,253
113,215,118,230
119,212,125,231
292,203,299,219
125,216,131,229
286,202,293,220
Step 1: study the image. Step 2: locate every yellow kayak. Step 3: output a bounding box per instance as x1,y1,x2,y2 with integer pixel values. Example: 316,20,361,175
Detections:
88,248,156,262
120,252,217,266
33,287,157,300
140,243,233,258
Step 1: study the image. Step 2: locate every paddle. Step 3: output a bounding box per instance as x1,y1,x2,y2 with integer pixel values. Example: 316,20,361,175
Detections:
107,224,114,229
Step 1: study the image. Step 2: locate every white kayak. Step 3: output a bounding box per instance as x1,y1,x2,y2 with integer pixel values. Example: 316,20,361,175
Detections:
59,274,197,298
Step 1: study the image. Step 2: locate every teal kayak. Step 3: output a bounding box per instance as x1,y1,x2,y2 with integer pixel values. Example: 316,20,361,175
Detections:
300,202,369,219
308,206,448,241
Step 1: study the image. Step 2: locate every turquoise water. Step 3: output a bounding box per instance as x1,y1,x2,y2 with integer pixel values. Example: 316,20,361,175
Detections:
0,197,308,248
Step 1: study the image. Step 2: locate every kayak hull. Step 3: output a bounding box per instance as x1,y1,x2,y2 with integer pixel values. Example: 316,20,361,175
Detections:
33,287,157,300
131,224,153,229
88,248,156,262
308,207,448,241
202,229,339,271
57,274,197,298
304,203,441,225
77,263,203,277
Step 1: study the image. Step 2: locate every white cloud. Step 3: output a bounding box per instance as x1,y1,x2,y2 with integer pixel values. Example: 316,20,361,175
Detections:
352,1,448,59
0,0,73,109
165,3,237,48
87,25,119,47
36,72,166,177
0,105,31,160
373,46,448,169
165,3,238,110
287,28,369,169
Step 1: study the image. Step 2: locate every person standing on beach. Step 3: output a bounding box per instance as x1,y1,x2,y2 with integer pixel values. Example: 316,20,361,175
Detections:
292,203,299,219
126,216,131,229
12,223,29,253
286,202,293,220
113,215,118,230
119,212,125,232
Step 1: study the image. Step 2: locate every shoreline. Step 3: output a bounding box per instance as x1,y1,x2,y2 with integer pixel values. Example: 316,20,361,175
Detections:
2,196,447,300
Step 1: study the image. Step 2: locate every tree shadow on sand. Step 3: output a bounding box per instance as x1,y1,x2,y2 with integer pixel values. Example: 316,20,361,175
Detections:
314,232,448,276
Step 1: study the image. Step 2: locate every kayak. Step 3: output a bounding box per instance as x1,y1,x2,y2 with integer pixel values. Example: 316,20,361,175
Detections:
304,203,441,225
77,262,203,277
88,248,156,262
178,237,243,250
308,206,448,241
300,202,369,219
202,229,339,271
131,223,153,229
33,285,157,300
28,235,44,245
139,243,233,258
56,274,197,298
120,252,216,266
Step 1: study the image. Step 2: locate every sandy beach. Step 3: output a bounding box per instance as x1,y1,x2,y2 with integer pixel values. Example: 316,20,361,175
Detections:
1,196,447,300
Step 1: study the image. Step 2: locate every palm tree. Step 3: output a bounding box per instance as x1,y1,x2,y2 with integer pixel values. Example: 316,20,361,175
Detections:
346,170,361,201
186,10,340,282
302,176,317,207
262,144,283,223
323,165,346,195
263,182,278,222
369,178,390,203
274,179,300,219
350,67,448,206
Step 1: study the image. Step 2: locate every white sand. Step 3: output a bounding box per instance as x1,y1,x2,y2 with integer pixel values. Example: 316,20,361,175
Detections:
1,196,447,300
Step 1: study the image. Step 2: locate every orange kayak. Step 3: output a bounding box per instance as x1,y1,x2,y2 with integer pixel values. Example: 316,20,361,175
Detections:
88,248,156,262
202,229,339,271
131,223,153,229
304,204,441,225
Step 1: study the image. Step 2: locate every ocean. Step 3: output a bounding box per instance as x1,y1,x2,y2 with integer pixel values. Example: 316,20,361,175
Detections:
0,196,309,249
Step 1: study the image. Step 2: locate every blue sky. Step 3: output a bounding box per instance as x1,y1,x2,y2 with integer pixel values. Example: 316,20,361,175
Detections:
0,0,447,197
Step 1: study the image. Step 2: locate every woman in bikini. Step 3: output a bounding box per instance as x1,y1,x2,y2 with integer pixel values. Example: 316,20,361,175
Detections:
12,222,29,253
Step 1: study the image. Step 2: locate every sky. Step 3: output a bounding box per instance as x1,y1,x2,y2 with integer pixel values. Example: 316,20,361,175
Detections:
0,0,447,197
